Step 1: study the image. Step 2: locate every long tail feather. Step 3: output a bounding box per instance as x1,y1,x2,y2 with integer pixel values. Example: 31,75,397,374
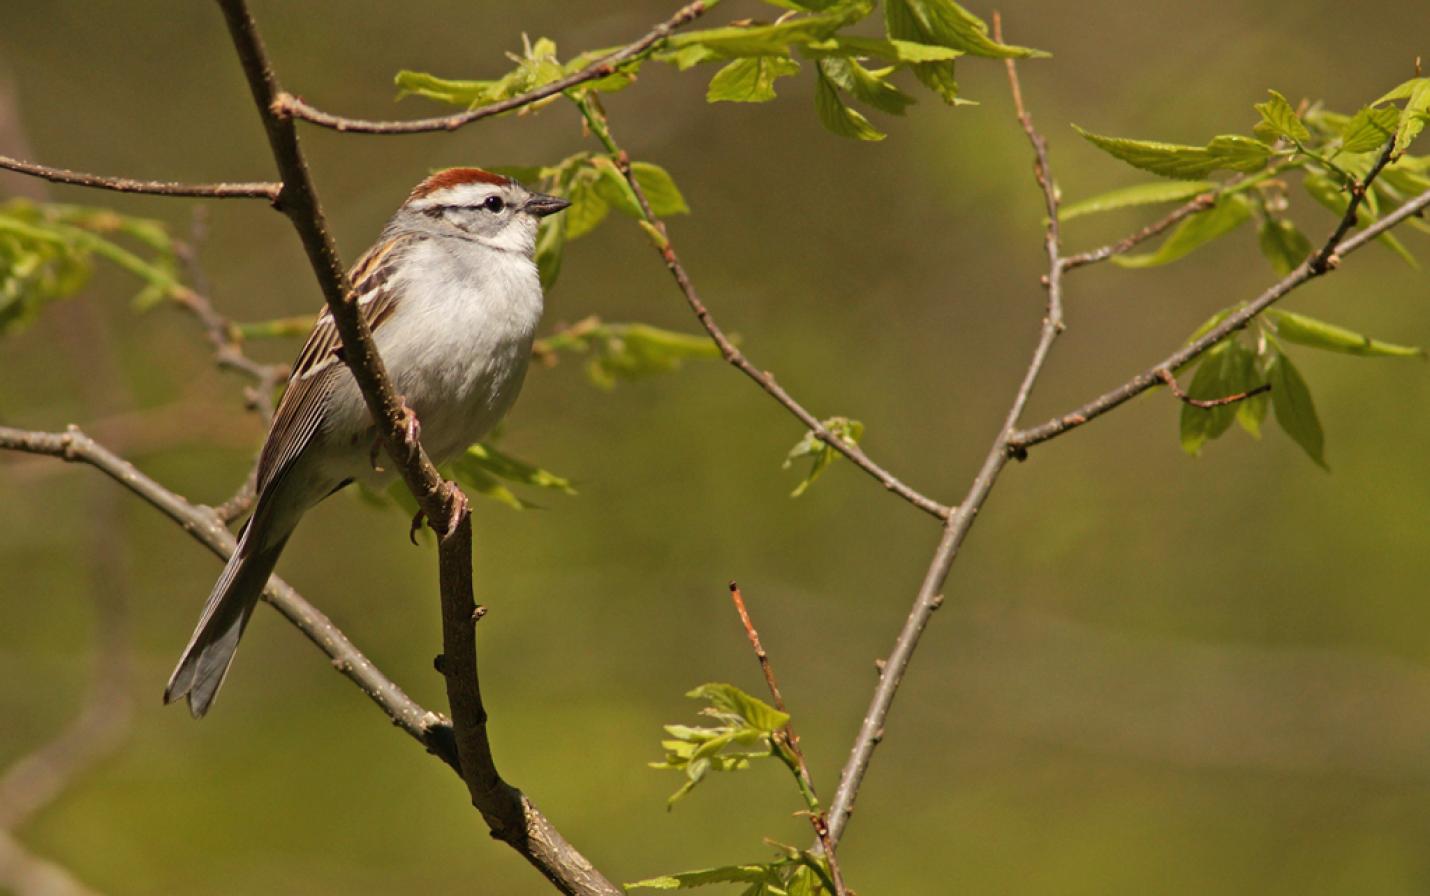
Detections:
164,524,290,718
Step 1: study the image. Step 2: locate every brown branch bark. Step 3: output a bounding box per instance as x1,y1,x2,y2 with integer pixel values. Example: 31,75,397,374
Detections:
274,2,709,135
825,19,1067,844
0,153,279,200
212,2,616,892
1156,367,1271,409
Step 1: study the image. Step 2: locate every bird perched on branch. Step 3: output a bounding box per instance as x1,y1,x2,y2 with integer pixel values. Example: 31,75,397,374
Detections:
165,168,570,717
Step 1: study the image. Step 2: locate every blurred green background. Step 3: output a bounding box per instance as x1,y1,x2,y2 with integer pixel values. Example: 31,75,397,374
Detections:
3,1,1429,893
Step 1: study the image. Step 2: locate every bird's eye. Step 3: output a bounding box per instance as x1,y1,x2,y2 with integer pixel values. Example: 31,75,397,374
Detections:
482,195,506,213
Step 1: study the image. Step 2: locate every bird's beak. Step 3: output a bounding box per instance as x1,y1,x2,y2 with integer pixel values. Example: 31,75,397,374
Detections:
523,193,571,217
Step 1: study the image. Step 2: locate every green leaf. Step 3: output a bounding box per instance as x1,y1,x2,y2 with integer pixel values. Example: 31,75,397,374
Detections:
1265,309,1423,358
818,57,914,115
892,0,1047,59
883,0,966,105
784,416,864,495
665,3,872,60
626,864,778,890
1267,347,1327,469
394,37,565,110
1340,105,1400,153
1178,341,1253,456
802,35,962,63
459,443,577,494
1256,216,1313,275
1254,89,1310,143
1061,180,1216,221
564,172,610,240
1373,77,1430,155
685,683,790,732
706,56,801,103
1074,126,1272,179
534,212,566,290
814,68,885,140
1112,195,1251,268
604,161,691,217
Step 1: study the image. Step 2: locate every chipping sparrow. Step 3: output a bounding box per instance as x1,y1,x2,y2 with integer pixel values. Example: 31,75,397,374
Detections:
165,168,570,717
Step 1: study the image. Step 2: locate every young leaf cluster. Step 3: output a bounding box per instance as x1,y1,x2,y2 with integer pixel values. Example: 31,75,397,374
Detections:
638,682,837,895
1176,307,1421,467
783,416,863,496
532,315,721,390
358,440,575,514
1068,80,1430,465
393,0,1047,145
0,199,183,333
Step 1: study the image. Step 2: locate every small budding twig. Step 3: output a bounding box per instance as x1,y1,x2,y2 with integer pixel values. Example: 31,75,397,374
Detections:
1061,192,1217,271
1156,368,1271,409
726,582,848,896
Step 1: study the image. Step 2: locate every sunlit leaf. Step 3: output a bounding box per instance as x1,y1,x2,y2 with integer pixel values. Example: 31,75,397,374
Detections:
1074,126,1272,179
814,68,885,140
1060,180,1215,221
1254,89,1310,143
1340,105,1400,153
707,56,802,103
819,57,914,115
1265,309,1423,358
686,683,790,732
784,416,864,495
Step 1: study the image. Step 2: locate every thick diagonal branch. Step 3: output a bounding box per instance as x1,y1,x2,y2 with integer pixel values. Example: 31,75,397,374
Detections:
213,2,616,892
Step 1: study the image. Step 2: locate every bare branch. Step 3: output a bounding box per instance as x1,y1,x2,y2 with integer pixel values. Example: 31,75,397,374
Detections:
1156,367,1270,409
727,583,848,896
576,99,951,521
1061,192,1217,271
1012,151,1426,450
0,423,460,767
827,15,1068,845
275,2,709,135
213,2,616,891
0,153,279,200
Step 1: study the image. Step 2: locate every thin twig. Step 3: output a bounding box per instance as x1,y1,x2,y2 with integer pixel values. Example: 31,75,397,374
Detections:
727,582,848,896
0,153,279,200
826,14,1068,845
275,2,709,135
1012,145,1422,450
1156,367,1270,409
574,97,951,521
214,3,615,892
1061,192,1216,271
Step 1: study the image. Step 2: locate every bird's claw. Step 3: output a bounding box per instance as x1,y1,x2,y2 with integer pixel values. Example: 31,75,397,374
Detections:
409,508,426,545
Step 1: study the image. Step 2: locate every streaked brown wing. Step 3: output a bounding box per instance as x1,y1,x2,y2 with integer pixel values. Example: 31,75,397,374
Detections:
254,234,411,496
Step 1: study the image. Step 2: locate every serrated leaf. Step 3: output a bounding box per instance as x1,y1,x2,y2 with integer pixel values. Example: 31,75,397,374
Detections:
894,0,1047,59
883,0,965,105
819,57,914,115
1265,309,1423,358
665,4,871,60
802,35,962,63
628,162,690,216
1113,194,1251,268
1254,89,1310,143
1074,126,1272,180
627,864,779,890
707,56,801,103
686,683,790,732
814,67,885,140
1393,78,1430,155
1267,347,1326,469
1256,216,1313,275
1061,180,1216,221
1340,105,1400,153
